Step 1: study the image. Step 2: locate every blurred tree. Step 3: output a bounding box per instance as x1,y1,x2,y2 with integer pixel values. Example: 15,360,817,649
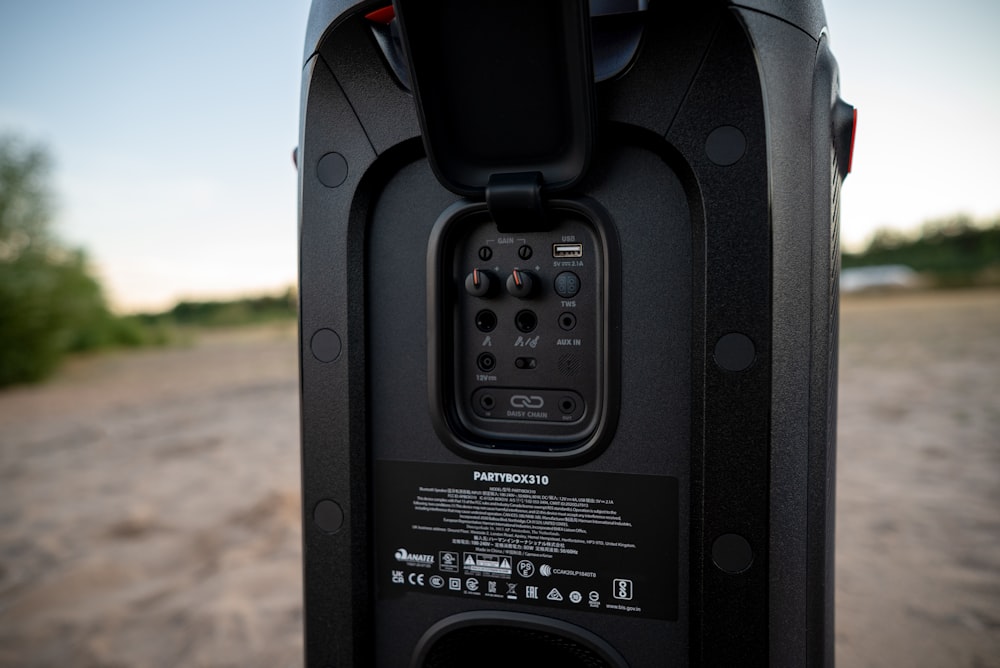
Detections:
0,137,53,261
867,226,910,252
0,135,123,386
920,214,975,242
843,215,1000,287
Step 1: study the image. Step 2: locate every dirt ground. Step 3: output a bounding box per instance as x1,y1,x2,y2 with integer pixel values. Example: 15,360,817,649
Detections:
1,291,998,667
0,325,303,667
835,289,1000,668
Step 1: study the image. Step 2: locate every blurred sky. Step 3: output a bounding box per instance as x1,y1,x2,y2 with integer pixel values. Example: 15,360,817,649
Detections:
1,0,998,312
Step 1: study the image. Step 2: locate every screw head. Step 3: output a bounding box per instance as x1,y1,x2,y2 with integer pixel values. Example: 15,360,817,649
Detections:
518,245,533,260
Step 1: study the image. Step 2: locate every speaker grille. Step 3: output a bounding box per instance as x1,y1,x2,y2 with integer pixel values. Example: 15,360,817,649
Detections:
421,625,614,668
558,353,582,377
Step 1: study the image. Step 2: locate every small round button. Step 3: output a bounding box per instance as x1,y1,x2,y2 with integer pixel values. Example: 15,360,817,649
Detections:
712,533,754,574
314,499,344,534
317,152,348,187
554,271,580,298
310,328,342,363
706,126,747,166
714,332,756,372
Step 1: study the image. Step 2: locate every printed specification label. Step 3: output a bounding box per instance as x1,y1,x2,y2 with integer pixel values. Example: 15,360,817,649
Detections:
375,461,678,620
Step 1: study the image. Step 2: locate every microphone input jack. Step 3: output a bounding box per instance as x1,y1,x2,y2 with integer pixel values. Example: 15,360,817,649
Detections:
515,309,538,333
475,309,497,332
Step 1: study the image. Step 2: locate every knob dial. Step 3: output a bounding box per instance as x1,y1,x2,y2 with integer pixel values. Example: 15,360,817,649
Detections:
464,269,496,298
506,269,536,299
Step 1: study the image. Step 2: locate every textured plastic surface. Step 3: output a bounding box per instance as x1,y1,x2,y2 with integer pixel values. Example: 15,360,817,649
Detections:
298,0,846,665
733,0,827,38
393,0,596,196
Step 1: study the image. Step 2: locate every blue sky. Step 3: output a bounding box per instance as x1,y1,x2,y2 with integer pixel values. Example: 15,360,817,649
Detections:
1,0,998,311
825,0,1000,243
0,0,311,311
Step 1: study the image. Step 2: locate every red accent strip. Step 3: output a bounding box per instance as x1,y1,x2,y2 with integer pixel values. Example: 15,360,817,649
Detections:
364,5,395,24
513,269,522,288
847,108,857,174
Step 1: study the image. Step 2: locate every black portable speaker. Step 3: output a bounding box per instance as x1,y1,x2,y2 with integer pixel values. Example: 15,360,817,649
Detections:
297,1,855,666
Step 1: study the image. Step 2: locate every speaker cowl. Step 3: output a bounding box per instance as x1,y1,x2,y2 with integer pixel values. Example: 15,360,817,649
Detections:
411,611,628,668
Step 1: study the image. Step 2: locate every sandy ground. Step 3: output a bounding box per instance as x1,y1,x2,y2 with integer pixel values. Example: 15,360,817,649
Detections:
835,290,1000,668
0,325,303,667
1,292,998,667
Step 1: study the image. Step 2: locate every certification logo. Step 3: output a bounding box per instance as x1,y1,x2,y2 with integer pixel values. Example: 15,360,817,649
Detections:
394,548,434,567
613,578,634,601
438,551,459,572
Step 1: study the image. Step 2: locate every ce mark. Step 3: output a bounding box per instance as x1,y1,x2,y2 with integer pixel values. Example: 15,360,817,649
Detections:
407,572,426,586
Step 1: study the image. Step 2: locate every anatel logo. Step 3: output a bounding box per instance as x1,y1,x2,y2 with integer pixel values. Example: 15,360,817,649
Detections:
395,548,434,564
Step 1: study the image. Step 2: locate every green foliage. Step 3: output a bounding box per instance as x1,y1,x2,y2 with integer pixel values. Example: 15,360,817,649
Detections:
167,290,296,327
0,136,53,261
0,135,156,387
135,288,297,329
843,215,1000,287
0,134,292,387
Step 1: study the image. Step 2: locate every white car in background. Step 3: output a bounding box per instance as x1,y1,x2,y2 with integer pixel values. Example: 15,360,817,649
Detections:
841,265,921,292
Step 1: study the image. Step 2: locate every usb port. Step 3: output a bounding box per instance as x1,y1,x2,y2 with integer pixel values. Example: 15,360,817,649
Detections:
552,243,583,258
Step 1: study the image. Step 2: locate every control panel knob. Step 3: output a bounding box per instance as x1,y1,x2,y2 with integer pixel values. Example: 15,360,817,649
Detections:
506,269,536,299
464,269,497,298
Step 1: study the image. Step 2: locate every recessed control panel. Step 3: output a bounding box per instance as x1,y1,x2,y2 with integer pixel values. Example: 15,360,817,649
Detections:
428,201,618,458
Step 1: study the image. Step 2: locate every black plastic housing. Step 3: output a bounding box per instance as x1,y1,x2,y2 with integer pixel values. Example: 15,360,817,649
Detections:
297,1,851,666
393,0,595,196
